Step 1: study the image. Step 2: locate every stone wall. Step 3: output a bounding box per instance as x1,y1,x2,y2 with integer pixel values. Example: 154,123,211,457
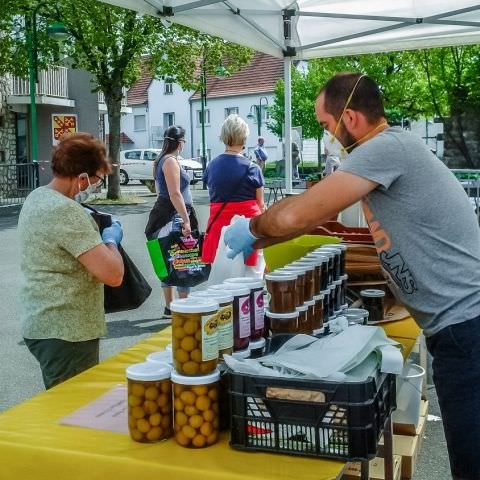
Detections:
443,109,480,169
0,79,17,163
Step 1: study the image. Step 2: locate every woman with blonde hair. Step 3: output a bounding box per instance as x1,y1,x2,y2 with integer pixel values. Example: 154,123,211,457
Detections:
202,114,265,273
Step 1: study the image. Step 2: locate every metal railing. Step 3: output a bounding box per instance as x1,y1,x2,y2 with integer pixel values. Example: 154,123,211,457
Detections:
451,169,480,223
98,88,129,107
0,163,39,207
10,66,69,98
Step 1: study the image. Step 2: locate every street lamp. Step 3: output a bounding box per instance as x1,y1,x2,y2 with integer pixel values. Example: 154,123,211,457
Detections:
199,59,229,188
25,8,67,162
247,96,269,137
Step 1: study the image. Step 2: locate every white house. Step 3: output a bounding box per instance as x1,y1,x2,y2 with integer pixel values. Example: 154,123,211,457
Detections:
119,53,445,166
121,53,284,163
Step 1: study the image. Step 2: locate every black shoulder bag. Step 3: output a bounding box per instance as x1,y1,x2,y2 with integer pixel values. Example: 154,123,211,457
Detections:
83,205,152,314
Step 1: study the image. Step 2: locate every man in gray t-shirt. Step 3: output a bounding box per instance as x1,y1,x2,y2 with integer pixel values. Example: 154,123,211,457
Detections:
224,73,480,479
339,126,480,337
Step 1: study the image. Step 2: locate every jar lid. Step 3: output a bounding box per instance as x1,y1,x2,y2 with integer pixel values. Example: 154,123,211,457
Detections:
126,361,171,381
212,283,250,296
305,252,329,262
225,277,264,289
297,304,308,312
249,337,266,349
313,293,325,301
171,368,220,385
170,297,219,314
232,348,251,359
190,289,234,304
289,261,315,271
304,300,315,306
315,250,334,258
299,256,323,266
340,274,349,281
265,272,298,281
344,308,369,317
280,266,306,275
146,350,173,365
266,310,299,319
360,289,386,297
323,243,347,250
320,247,341,255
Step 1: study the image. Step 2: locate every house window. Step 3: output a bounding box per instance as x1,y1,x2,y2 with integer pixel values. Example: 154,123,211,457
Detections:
197,109,210,126
225,107,239,118
134,114,146,131
164,82,173,94
163,112,175,130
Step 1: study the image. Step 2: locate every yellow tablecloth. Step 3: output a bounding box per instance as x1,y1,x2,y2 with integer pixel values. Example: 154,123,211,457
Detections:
0,328,344,480
0,318,421,480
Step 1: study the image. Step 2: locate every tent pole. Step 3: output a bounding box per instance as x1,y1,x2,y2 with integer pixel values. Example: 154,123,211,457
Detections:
284,56,292,194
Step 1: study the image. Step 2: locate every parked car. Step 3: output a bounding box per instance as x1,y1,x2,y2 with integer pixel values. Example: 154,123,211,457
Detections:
119,149,203,185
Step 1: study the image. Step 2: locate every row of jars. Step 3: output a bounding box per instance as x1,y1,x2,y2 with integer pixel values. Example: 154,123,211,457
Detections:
264,244,349,335
126,361,221,448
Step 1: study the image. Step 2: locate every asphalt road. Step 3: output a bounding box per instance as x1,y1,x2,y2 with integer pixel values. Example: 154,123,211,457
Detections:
0,184,450,479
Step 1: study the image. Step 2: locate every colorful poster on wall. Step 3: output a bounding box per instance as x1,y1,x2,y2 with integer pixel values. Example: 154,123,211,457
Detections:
52,114,78,145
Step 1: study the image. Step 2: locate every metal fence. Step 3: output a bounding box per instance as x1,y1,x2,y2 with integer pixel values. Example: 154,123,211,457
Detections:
0,163,39,207
451,169,480,223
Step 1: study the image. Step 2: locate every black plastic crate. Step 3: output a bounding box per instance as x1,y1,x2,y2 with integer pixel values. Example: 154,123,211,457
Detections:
228,338,396,461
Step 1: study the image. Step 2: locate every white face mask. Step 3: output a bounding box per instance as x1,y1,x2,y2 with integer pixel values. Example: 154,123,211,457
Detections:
322,128,349,162
74,174,95,203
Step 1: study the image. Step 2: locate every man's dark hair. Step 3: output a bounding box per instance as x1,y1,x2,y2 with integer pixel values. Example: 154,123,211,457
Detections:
320,73,386,123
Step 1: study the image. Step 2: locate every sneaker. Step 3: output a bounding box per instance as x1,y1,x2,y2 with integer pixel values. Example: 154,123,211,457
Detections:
163,307,172,319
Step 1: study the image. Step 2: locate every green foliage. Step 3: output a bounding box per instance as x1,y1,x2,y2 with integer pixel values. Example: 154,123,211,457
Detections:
268,52,431,140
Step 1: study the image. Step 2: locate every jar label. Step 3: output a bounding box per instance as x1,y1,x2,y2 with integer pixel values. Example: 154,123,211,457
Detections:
201,314,219,362
239,295,251,338
253,290,265,330
216,305,234,350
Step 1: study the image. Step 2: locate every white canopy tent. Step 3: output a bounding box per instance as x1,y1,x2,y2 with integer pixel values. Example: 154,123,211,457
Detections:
101,0,480,191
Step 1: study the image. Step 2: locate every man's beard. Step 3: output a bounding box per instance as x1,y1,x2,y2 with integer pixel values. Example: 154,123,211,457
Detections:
337,124,357,152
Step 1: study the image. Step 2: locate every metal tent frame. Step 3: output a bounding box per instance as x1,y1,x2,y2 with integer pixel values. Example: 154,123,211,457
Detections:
102,1,480,191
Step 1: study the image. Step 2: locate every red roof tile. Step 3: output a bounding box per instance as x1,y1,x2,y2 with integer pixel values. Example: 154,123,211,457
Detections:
191,52,283,100
127,60,153,105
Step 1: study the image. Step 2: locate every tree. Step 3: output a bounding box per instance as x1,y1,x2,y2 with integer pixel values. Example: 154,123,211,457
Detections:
416,46,480,168
51,2,252,198
268,53,430,147
1,1,252,198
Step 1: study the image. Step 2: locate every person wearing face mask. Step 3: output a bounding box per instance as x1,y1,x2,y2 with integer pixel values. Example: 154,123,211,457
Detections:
17,133,124,390
202,114,265,275
145,125,198,317
224,72,480,480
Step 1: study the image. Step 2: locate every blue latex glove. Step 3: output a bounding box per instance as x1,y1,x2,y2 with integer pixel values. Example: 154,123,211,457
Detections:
102,218,123,246
224,217,257,260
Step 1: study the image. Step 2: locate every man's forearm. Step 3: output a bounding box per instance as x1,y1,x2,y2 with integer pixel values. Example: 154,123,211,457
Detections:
250,193,322,240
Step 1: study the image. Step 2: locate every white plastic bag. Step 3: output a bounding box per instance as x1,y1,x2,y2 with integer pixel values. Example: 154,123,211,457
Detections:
206,220,247,286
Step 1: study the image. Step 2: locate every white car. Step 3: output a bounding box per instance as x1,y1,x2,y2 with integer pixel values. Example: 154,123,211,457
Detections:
119,149,203,185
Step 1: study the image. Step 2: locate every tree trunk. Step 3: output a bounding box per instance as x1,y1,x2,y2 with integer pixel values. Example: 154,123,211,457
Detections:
443,107,480,169
105,87,123,200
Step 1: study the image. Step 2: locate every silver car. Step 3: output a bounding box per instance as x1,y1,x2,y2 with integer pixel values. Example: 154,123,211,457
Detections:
119,149,203,185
